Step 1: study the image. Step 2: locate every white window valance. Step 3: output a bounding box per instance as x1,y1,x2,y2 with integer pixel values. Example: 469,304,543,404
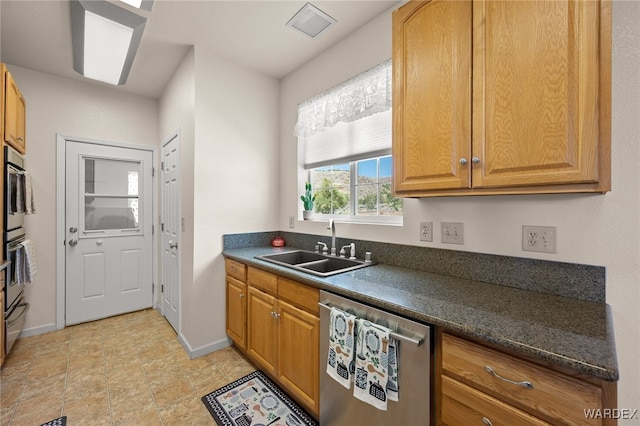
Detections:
294,59,392,138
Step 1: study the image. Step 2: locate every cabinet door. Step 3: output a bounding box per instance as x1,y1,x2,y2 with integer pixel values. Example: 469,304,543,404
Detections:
4,70,26,153
247,286,278,376
226,276,247,350
278,300,319,415
393,0,472,193
472,0,601,188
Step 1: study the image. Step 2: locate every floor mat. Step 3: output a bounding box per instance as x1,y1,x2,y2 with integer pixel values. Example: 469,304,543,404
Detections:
201,370,318,426
40,416,66,426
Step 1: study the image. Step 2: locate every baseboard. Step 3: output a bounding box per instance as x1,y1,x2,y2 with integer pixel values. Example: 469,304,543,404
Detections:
19,322,57,339
179,333,232,359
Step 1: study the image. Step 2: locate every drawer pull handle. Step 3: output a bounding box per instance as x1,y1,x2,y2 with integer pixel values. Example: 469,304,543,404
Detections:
481,417,494,426
484,366,534,389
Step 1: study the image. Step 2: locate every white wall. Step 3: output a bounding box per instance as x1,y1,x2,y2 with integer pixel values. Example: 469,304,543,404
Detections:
180,46,280,353
280,1,640,419
6,64,159,333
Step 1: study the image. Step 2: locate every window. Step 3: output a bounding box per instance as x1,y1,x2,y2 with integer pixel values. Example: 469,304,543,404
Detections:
296,59,402,224
83,157,141,232
311,155,403,221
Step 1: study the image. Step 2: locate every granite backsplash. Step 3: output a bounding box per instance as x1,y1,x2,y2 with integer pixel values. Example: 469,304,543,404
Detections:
222,231,605,304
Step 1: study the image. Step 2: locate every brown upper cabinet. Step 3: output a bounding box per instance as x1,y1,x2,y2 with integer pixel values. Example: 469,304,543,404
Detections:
3,64,27,154
392,0,611,197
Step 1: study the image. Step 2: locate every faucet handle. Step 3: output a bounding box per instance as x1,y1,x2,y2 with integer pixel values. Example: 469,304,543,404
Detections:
317,241,328,254
349,242,356,260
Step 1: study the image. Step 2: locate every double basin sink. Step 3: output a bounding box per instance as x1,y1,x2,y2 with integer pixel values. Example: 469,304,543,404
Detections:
256,250,374,277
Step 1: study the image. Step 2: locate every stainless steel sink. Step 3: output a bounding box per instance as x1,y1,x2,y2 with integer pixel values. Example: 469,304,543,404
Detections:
256,250,374,277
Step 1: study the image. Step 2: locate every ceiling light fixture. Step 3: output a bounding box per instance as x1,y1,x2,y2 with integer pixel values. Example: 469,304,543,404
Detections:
286,3,336,39
71,0,147,85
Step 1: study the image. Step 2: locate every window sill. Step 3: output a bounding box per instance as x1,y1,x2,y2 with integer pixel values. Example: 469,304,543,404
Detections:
302,214,403,226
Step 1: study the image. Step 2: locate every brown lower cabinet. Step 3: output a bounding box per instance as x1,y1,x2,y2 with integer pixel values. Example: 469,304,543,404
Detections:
225,260,319,417
439,332,617,426
226,259,617,424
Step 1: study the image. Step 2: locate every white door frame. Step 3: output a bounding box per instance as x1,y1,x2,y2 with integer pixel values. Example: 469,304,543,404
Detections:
56,134,158,330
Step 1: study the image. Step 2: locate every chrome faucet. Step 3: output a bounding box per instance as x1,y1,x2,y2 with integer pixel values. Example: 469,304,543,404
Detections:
328,219,336,256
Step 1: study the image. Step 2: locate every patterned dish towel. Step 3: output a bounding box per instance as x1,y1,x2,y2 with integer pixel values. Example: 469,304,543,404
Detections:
353,319,399,410
326,307,357,389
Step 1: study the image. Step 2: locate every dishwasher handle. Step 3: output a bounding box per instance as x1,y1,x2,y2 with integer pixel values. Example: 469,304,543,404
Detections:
318,301,424,347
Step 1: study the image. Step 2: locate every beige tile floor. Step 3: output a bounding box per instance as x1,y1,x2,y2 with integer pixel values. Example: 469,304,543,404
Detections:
0,309,257,426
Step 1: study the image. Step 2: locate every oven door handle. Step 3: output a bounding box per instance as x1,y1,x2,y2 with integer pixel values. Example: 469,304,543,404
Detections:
0,260,10,272
318,301,424,346
6,302,29,327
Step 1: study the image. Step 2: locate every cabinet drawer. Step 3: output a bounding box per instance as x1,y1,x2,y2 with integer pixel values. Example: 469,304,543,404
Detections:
442,375,550,426
248,267,277,295
442,333,602,425
225,258,246,281
278,277,319,315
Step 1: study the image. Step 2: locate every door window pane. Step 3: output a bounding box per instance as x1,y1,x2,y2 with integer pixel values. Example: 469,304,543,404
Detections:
83,157,141,232
85,158,139,195
85,197,138,230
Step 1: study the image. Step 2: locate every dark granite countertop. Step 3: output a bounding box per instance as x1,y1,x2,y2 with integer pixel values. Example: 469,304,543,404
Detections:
223,246,618,382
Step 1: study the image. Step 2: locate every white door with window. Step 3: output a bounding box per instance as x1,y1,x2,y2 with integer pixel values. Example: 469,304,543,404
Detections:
65,141,153,325
161,134,180,333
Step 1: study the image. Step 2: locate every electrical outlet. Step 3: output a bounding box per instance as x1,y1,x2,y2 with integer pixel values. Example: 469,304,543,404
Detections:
522,225,556,253
420,222,433,242
441,222,464,244
289,216,295,228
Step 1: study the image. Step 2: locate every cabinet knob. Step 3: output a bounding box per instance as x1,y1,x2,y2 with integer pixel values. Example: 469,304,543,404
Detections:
459,158,468,165
472,156,481,164
239,294,245,298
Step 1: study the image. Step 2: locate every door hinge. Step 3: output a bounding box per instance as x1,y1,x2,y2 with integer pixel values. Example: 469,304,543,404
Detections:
161,161,165,171
152,167,155,177
161,284,164,293
152,224,154,235
161,223,164,232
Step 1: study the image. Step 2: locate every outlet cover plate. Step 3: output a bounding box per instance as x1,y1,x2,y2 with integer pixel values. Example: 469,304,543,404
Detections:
522,225,556,253
420,222,433,242
441,222,464,244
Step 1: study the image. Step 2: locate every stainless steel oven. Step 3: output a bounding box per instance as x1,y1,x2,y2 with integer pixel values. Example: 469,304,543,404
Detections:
3,145,29,356
5,228,26,312
4,145,26,233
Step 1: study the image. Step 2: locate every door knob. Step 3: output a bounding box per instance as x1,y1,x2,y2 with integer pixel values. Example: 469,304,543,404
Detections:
169,241,178,249
68,239,78,247
69,226,78,233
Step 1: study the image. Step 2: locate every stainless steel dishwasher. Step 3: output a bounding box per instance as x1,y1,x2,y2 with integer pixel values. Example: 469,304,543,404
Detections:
319,290,432,425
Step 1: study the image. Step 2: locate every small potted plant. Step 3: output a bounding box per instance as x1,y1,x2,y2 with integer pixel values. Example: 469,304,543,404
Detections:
301,182,316,220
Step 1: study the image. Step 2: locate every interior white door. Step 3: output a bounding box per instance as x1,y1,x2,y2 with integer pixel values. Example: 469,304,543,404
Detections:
65,141,153,325
161,134,180,332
